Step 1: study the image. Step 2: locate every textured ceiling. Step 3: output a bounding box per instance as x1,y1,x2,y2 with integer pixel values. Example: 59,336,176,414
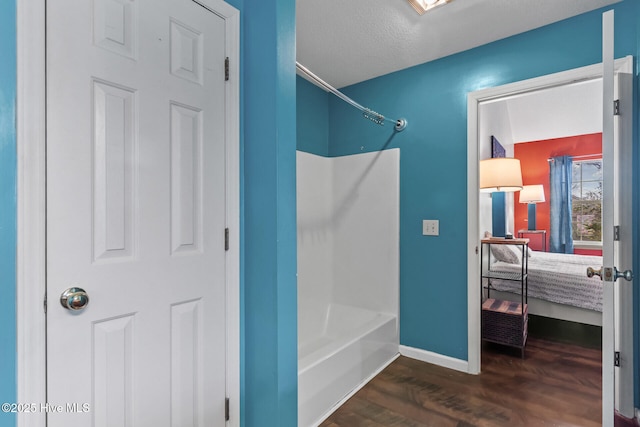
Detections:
296,0,620,89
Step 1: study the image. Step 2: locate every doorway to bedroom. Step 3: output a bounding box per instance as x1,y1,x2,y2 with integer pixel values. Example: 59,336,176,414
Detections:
467,56,634,422
479,81,605,326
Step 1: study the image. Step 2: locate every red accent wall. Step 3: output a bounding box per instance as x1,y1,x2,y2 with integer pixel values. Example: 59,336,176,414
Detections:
513,133,602,253
574,248,603,256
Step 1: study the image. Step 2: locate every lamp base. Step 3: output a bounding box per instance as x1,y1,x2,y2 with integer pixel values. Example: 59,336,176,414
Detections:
492,192,506,237
527,203,537,231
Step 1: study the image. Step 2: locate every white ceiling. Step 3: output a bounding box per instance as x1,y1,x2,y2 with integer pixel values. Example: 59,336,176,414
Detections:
478,78,602,158
505,79,602,144
296,0,620,89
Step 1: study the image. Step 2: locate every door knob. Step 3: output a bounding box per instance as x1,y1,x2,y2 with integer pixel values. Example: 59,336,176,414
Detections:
587,266,603,279
587,266,633,282
615,268,633,282
60,287,89,311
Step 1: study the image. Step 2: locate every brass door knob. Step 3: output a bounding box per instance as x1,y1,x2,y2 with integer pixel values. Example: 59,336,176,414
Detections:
587,266,603,279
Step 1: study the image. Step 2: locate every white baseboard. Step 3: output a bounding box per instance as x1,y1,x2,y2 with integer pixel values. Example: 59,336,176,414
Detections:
399,345,469,374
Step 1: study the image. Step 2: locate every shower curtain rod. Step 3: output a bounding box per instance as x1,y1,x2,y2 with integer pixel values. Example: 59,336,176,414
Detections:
296,61,407,132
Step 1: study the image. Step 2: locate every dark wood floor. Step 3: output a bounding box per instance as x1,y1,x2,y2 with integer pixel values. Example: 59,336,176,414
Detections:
321,337,601,427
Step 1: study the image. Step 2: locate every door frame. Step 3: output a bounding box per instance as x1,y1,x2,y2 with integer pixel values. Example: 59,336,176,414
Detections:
16,1,241,426
466,55,633,371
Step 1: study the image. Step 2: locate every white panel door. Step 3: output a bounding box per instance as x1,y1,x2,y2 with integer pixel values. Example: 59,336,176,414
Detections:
599,10,635,426
46,0,228,426
601,11,615,426
613,69,634,418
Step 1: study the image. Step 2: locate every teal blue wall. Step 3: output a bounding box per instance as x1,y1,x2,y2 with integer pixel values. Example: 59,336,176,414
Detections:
328,1,639,401
297,76,330,155
240,0,298,425
0,0,16,426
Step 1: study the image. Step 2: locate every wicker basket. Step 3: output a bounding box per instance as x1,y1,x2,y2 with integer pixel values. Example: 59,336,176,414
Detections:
482,298,528,347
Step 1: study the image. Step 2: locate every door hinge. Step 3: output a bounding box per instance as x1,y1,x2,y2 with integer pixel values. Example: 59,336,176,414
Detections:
225,228,230,251
225,397,230,421
43,294,47,314
225,57,230,81
614,99,620,115
614,225,620,241
614,351,620,367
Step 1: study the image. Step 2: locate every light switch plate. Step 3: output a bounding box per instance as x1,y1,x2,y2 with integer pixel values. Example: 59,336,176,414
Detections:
422,219,439,236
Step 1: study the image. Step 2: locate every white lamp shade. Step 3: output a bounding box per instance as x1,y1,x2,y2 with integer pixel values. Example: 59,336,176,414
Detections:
519,184,546,204
479,158,523,193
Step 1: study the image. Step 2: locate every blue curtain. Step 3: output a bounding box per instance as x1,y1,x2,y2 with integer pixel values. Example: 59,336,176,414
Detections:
549,155,574,253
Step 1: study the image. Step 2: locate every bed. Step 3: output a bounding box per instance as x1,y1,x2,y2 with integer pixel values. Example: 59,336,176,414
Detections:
486,249,603,326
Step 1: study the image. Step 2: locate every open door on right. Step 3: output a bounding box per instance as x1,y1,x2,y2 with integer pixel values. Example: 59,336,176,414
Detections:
612,43,635,424
596,10,635,425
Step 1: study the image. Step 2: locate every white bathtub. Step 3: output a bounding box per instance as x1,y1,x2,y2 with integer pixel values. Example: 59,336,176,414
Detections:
296,150,400,426
298,303,398,427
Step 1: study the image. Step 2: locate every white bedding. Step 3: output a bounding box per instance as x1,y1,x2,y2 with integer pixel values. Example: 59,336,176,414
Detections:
488,251,603,312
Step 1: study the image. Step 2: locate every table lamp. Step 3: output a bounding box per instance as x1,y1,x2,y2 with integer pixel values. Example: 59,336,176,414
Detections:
519,184,545,230
480,158,523,238
479,158,523,193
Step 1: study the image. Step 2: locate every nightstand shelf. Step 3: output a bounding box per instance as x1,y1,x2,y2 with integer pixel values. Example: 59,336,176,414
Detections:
517,229,546,252
480,238,529,357
483,270,527,282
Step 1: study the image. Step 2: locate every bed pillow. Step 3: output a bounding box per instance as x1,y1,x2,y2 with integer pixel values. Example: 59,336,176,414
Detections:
490,244,520,264
484,231,533,259
506,244,532,263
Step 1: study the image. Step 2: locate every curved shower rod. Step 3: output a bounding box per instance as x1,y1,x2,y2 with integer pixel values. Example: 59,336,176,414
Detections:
296,61,407,132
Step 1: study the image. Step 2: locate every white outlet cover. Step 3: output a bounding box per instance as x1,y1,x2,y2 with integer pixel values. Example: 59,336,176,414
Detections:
422,219,439,236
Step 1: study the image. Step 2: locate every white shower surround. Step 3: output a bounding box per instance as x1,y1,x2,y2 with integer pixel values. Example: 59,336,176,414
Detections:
297,149,400,427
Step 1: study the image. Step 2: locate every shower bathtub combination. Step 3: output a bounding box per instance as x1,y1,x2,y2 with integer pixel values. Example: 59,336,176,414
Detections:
297,150,400,426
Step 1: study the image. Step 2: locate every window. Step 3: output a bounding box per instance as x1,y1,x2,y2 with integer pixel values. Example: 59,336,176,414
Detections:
572,159,602,243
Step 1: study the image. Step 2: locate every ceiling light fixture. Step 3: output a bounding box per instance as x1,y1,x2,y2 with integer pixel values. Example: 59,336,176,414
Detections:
407,0,451,15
